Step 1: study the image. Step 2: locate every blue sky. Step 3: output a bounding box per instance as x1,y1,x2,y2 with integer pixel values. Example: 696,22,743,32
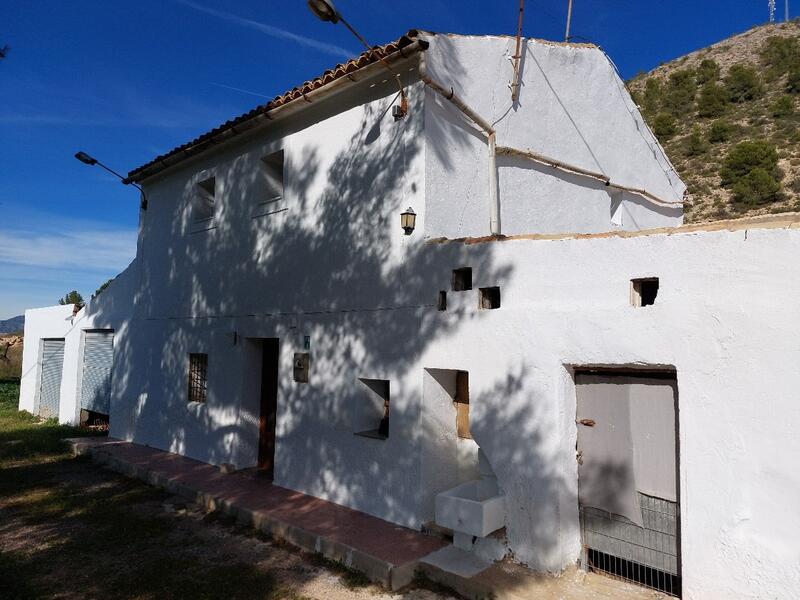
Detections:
0,0,786,319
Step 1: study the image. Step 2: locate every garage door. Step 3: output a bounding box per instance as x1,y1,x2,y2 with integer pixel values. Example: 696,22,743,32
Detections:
80,330,114,415
576,372,680,597
38,338,65,419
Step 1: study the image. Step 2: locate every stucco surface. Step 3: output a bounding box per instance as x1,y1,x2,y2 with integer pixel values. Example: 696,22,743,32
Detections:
19,305,76,415
423,34,684,238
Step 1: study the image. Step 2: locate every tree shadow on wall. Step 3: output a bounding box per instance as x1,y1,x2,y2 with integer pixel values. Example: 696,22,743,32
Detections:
87,61,596,578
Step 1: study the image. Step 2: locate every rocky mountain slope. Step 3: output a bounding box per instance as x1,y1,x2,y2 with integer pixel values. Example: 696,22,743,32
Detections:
628,20,800,223
0,315,24,335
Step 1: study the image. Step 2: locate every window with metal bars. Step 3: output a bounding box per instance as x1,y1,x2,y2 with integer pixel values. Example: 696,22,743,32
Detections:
187,353,208,403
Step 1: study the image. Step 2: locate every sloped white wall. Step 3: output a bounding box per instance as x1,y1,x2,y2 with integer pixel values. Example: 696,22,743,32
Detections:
422,34,685,238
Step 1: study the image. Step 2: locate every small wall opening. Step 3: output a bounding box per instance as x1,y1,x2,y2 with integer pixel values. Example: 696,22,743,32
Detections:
631,278,659,307
452,267,472,291
261,150,284,203
193,176,216,223
187,353,208,403
355,378,390,440
437,290,447,311
455,370,471,439
479,286,501,310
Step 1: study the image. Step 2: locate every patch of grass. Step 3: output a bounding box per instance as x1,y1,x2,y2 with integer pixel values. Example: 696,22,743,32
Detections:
0,381,104,469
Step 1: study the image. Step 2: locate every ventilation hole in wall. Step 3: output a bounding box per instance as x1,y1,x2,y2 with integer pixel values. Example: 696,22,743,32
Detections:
631,278,659,307
479,286,501,310
455,370,471,439
452,267,472,291
437,291,447,311
355,378,390,440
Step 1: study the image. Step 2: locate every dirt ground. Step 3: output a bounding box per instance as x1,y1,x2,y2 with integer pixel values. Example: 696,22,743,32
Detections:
0,458,456,600
0,381,454,600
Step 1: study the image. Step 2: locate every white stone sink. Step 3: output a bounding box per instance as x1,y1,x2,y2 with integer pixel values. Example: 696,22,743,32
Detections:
435,479,505,538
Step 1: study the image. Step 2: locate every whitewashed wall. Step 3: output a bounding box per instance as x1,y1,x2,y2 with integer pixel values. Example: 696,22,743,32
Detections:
108,69,438,527
18,304,76,414
413,224,800,600
18,261,138,425
422,34,685,238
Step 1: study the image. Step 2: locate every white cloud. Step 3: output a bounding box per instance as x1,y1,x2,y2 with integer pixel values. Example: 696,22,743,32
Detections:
176,0,355,59
0,229,136,272
0,210,137,317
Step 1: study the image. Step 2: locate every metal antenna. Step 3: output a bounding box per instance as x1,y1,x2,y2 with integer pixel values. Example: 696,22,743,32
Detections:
787,0,790,22
565,0,574,42
770,0,776,22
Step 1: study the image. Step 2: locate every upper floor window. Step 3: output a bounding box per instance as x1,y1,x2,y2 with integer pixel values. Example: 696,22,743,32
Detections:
262,150,284,204
193,176,216,223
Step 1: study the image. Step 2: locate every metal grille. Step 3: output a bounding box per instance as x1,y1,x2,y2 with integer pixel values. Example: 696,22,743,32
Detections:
582,492,680,597
187,353,208,403
80,331,114,415
38,339,65,419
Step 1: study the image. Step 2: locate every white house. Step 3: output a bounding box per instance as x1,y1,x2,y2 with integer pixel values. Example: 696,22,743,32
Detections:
19,31,800,599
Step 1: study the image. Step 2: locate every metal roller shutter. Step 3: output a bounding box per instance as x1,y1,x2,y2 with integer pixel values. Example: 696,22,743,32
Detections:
38,339,65,419
80,331,114,415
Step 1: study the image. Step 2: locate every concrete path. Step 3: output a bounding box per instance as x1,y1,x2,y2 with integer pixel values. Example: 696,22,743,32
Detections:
66,437,443,590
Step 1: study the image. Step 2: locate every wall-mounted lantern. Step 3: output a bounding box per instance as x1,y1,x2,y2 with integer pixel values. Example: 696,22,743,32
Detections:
401,207,416,235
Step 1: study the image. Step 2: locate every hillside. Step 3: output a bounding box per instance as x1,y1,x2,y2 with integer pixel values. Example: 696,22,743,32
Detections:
628,20,800,223
0,315,24,335
0,334,22,379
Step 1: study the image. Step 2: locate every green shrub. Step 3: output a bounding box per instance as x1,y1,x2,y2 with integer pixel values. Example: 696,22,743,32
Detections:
720,140,780,186
787,68,800,94
725,64,764,102
684,132,708,157
662,68,697,116
652,112,677,139
771,95,795,118
731,168,781,206
708,120,733,143
760,36,800,73
642,78,662,115
696,58,721,84
697,83,729,117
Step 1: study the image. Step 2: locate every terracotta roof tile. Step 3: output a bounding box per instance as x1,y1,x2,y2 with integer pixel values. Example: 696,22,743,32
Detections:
127,29,425,183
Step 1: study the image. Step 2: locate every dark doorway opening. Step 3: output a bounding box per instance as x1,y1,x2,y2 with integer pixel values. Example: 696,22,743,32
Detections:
258,338,279,478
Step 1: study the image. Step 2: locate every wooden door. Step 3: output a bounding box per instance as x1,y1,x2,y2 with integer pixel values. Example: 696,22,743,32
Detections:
258,338,279,478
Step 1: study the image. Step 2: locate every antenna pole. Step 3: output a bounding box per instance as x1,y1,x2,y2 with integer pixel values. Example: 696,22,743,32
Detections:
565,0,574,42
511,0,525,103
787,0,790,21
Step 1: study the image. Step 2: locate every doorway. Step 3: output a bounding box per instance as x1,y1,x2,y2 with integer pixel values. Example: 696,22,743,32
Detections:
37,338,65,419
258,338,279,478
575,370,680,597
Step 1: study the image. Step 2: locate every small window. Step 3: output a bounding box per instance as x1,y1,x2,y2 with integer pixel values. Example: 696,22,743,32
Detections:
437,290,447,311
262,150,284,203
193,176,216,222
479,286,501,309
631,278,659,307
187,353,208,403
355,378,390,440
452,267,472,291
455,370,471,439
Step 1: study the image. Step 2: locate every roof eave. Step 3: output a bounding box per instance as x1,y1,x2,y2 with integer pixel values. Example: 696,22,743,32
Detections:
125,37,429,185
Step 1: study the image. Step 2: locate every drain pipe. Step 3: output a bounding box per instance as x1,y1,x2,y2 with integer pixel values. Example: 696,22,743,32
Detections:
418,53,501,235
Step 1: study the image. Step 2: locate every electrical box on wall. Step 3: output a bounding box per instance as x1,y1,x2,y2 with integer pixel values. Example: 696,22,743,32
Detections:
293,352,310,383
